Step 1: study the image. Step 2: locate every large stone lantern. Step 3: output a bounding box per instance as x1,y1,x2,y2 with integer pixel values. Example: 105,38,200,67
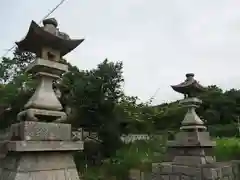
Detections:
0,18,84,180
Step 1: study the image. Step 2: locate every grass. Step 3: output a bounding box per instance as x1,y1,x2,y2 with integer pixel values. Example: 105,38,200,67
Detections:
215,137,240,161
81,136,166,180
80,136,240,180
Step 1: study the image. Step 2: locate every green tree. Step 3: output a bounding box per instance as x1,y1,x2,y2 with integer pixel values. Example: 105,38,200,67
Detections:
0,48,35,128
61,59,124,157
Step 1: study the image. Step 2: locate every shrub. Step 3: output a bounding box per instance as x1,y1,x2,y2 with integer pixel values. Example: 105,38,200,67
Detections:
215,137,240,161
208,124,239,137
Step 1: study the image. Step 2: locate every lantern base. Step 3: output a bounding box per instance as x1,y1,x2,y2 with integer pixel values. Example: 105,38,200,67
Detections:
17,108,67,122
0,152,81,180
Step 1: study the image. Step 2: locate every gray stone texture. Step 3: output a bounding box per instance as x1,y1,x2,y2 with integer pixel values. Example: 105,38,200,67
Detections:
152,74,239,180
167,97,215,167
26,58,68,76
7,140,83,152
17,108,67,122
129,169,152,180
0,18,84,180
11,121,72,141
152,161,240,180
0,152,80,180
23,58,68,112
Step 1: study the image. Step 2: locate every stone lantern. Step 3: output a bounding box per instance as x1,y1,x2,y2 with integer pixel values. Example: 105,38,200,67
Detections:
152,73,239,180
0,18,84,180
16,18,84,122
170,73,215,165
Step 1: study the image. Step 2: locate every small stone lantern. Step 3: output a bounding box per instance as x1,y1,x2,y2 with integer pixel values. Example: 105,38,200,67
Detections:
152,73,239,180
170,73,215,165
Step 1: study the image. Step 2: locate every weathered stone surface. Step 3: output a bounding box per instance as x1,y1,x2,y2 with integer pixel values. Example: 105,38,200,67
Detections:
22,59,67,112
7,140,83,152
65,169,80,180
2,152,75,171
154,155,239,179
26,58,68,75
173,155,215,166
153,73,239,180
129,169,141,180
24,74,64,111
129,169,152,180
41,46,61,62
0,152,80,180
170,131,215,147
172,164,201,177
16,19,84,57
231,160,240,179
11,121,71,141
17,108,67,122
0,18,83,180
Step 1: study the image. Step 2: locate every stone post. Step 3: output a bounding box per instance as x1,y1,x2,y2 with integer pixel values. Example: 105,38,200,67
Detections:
0,18,84,179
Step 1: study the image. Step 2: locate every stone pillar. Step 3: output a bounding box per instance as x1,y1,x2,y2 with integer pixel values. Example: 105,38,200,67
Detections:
0,18,84,179
153,73,238,180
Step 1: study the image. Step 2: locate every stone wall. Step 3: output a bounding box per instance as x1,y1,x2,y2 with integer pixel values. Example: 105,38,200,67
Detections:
129,169,151,180
152,161,240,180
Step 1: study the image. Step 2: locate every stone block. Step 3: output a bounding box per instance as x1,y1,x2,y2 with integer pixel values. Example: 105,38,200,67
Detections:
65,168,80,180
142,172,151,180
16,152,76,171
17,108,67,122
169,131,216,148
7,140,84,152
221,164,233,176
164,147,177,161
26,58,68,76
173,155,207,166
129,169,141,180
160,175,170,180
11,121,71,141
152,163,162,180
175,148,212,156
0,152,80,180
159,162,173,173
0,171,17,180
231,160,240,179
155,162,239,180
172,164,201,178
169,175,180,180
201,166,222,179
152,163,161,171
41,46,61,62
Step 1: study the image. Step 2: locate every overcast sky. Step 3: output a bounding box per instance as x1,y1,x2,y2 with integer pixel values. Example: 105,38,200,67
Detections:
1,0,240,104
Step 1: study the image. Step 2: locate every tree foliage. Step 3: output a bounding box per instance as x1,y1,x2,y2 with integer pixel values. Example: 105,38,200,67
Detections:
1,48,240,163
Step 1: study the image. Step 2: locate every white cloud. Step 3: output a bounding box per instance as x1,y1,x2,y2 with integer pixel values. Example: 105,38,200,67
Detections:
1,0,240,104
